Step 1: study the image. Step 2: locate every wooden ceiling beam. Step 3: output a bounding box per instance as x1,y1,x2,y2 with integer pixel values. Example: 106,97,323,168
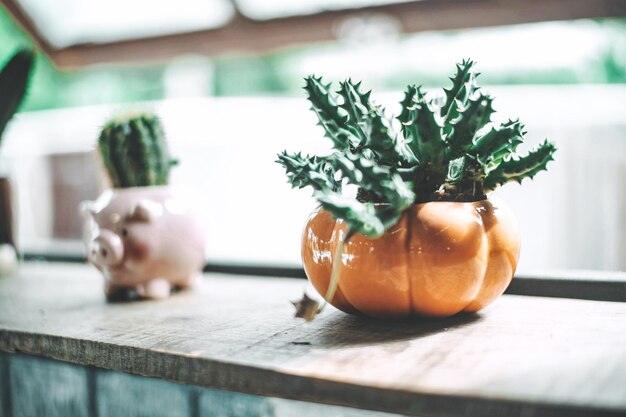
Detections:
2,0,625,69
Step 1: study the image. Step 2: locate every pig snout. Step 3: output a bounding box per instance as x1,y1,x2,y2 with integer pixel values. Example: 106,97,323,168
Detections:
91,229,124,267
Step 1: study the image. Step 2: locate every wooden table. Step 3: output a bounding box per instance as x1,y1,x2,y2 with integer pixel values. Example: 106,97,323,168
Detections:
1,263,625,417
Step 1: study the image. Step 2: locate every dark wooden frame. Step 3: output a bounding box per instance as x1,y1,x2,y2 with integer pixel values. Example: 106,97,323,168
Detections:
1,0,625,68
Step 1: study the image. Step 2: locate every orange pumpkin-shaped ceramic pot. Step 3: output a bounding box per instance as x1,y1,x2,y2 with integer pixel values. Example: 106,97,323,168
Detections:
302,198,520,318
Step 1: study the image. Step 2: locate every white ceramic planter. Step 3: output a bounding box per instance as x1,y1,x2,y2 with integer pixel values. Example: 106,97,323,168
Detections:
81,186,206,300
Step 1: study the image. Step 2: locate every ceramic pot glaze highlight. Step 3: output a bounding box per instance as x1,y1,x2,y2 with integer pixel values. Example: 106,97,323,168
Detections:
81,186,205,300
302,198,520,318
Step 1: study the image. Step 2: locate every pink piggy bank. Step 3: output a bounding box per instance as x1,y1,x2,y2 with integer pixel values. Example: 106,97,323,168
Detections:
81,186,205,301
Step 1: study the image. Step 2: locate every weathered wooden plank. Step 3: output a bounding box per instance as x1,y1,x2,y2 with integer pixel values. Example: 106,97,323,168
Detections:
0,263,625,417
8,352,90,417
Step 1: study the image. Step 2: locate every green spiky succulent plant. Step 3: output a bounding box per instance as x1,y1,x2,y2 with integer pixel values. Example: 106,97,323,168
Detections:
98,112,178,188
278,59,556,238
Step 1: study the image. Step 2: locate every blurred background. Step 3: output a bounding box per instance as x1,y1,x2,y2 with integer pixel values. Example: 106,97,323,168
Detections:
0,0,624,273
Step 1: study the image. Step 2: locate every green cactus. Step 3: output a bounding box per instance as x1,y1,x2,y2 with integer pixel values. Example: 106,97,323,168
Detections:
278,60,556,238
98,112,178,188
0,48,35,146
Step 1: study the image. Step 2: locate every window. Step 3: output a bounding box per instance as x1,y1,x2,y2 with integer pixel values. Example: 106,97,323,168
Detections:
1,3,625,273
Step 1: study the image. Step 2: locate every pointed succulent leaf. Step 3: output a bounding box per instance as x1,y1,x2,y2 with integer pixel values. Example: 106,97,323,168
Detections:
447,93,494,155
442,98,462,137
397,85,418,129
470,120,524,164
363,105,410,164
441,59,477,120
315,193,385,237
445,156,467,184
445,155,484,185
337,79,370,144
483,140,557,191
332,152,405,199
277,151,340,192
398,85,444,165
323,150,414,230
304,76,359,150
337,80,410,164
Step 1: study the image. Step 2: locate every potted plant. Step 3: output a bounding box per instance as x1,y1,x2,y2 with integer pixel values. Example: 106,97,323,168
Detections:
278,60,556,320
0,48,35,275
81,112,206,300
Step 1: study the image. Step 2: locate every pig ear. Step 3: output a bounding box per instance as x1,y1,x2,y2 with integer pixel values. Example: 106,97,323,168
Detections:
129,199,163,223
79,201,96,218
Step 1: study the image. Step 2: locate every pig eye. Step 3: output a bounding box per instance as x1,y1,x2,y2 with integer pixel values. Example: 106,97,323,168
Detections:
122,228,128,237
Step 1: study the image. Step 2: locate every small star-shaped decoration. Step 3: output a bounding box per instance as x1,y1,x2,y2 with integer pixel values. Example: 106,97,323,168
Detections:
291,293,321,321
